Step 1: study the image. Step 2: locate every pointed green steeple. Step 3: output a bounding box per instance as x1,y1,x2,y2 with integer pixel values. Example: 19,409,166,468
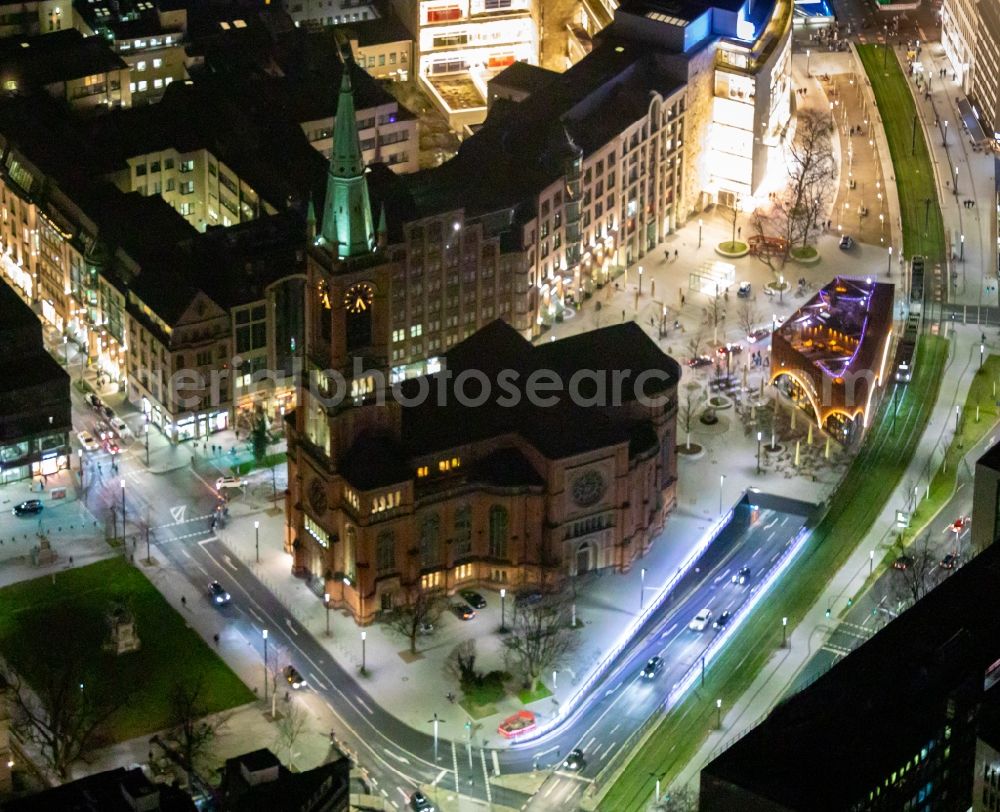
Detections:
306,193,317,241
321,64,375,258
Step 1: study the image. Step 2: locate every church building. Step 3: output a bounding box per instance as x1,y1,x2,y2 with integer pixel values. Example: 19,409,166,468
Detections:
284,62,681,624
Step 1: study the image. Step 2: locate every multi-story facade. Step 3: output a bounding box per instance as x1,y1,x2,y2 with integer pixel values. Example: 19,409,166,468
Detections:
75,0,189,106
391,0,540,129
942,0,1000,145
0,281,70,484
0,0,69,39
0,28,132,109
345,11,415,81
286,73,680,622
280,0,379,29
943,0,980,94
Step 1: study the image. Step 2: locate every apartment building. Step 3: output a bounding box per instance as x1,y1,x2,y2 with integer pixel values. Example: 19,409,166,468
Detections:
943,0,980,94
0,28,131,109
971,0,1000,143
75,0,189,106
281,0,379,29
344,10,414,81
391,0,539,129
0,0,70,38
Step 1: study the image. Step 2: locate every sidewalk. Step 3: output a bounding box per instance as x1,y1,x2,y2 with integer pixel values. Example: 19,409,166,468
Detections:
671,322,983,791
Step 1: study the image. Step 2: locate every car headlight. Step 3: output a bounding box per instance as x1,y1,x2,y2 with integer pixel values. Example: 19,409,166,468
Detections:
224,593,230,601
215,596,223,603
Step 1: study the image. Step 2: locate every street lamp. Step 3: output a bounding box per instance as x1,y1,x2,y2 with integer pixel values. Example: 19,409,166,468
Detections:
324,592,331,636
778,274,784,304
638,265,644,295
698,218,703,248
715,698,723,729
887,246,893,276
640,567,646,610
500,587,507,633
144,413,150,466
719,474,725,516
981,343,985,371
756,431,763,474
953,165,959,194
943,119,948,145
262,629,269,703
360,630,367,674
254,520,260,563
960,234,965,262
806,49,811,76
869,549,874,575
428,713,442,761
120,480,126,545
781,616,788,648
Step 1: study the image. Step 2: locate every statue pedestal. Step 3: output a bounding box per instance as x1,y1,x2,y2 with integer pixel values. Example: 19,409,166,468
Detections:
33,537,56,567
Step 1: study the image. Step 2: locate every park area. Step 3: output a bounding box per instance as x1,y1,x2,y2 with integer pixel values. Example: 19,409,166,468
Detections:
0,558,253,756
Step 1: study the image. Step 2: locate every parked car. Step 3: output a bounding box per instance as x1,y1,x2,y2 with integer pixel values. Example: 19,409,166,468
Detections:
12,500,43,517
562,748,586,771
284,665,307,689
215,476,244,492
94,421,112,440
893,555,915,570
418,622,435,635
460,590,487,609
100,405,114,420
451,603,476,621
731,566,751,585
208,580,231,605
687,355,713,368
515,590,544,607
689,608,713,632
77,430,99,452
109,416,131,438
717,342,743,356
747,327,771,343
713,610,733,630
87,394,103,410
103,437,120,455
737,281,752,298
640,656,664,680
940,554,958,570
839,235,855,250
409,791,435,811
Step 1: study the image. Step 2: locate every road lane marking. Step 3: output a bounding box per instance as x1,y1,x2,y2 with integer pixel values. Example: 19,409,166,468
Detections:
285,618,299,637
355,696,374,715
491,749,500,779
610,723,621,736
767,530,776,542
660,622,677,638
169,505,187,523
482,748,494,801
382,748,410,764
309,672,328,689
582,737,596,753
223,554,237,570
248,607,264,624
750,546,762,559
599,741,617,759
432,769,447,786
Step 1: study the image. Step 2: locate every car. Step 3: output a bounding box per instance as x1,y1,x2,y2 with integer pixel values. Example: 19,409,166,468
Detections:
418,621,435,635
109,417,131,438
409,791,435,811
562,748,586,771
460,590,487,609
87,393,103,410
717,343,743,356
100,405,114,420
515,590,544,606
747,327,771,343
893,555,915,570
208,580,231,605
737,281,752,298
12,499,43,517
76,430,99,452
451,603,476,620
687,355,713,368
284,665,307,689
688,608,712,632
940,554,957,570
103,437,120,455
215,476,244,492
95,420,112,440
713,610,733,630
731,566,751,585
839,235,855,250
640,656,664,680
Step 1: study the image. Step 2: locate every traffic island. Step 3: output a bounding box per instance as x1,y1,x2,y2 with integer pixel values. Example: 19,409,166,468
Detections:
715,240,749,258
790,245,821,264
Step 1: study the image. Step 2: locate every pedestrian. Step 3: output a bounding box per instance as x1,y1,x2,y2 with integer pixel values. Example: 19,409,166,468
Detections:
622,309,626,322
213,633,220,646
737,226,742,239
674,249,678,259
181,596,186,607
681,294,686,306
664,250,670,262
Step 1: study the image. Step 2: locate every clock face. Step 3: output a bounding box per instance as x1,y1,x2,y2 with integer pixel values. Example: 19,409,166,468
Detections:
571,470,606,507
307,478,328,515
344,282,375,314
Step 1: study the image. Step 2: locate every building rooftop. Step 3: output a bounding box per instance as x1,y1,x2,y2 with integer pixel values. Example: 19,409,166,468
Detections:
0,29,126,89
490,60,560,97
408,39,683,217
701,539,1000,810
343,8,414,46
4,766,195,812
775,277,894,381
220,748,350,812
340,320,680,489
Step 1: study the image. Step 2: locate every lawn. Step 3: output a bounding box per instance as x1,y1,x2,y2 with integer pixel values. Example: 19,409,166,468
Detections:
232,451,286,477
597,336,948,811
856,44,947,263
0,558,254,742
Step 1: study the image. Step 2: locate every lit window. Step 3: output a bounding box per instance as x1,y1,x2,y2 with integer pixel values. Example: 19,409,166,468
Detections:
304,513,329,547
417,466,428,477
136,61,147,71
153,78,163,89
137,80,148,91
129,82,136,92
152,58,162,68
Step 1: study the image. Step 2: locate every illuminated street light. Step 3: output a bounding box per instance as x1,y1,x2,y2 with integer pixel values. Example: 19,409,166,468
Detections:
887,246,893,276
756,431,763,474
698,218,703,248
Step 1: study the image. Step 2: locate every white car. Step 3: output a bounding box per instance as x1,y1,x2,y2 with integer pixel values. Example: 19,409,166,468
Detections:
109,417,131,438
215,476,244,492
688,607,713,632
77,431,99,452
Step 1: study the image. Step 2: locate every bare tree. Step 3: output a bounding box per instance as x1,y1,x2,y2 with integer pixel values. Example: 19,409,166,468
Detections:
750,208,784,271
383,587,448,654
445,640,479,686
786,109,836,249
723,194,742,247
6,633,127,778
677,386,704,450
684,327,706,361
162,674,229,790
502,592,578,692
889,533,938,610
737,300,762,339
702,293,725,338
275,698,308,768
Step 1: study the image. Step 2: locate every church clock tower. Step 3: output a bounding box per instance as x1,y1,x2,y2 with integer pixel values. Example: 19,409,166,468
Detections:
286,57,399,619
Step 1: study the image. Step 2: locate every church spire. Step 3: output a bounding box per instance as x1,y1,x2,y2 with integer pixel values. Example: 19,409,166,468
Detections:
320,62,375,258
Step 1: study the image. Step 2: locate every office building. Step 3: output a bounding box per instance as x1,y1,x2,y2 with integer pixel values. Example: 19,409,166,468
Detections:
700,539,1000,811
218,748,349,811
972,441,1000,554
